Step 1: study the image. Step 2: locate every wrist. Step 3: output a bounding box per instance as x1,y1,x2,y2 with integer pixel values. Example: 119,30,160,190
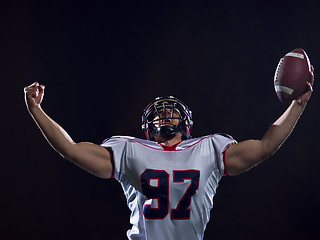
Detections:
292,99,307,108
290,100,306,117
27,104,42,115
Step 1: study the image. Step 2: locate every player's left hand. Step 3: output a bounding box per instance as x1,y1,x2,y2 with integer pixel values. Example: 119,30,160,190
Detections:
296,65,314,105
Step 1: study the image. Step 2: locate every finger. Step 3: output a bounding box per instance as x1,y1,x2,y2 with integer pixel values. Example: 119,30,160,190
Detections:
37,85,45,102
310,75,314,86
310,65,314,76
29,82,39,88
39,84,45,94
307,64,314,85
309,71,315,86
306,81,313,92
25,83,41,99
24,82,39,92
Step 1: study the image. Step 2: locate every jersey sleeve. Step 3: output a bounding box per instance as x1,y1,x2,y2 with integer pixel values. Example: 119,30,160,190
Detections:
100,136,128,181
211,133,237,176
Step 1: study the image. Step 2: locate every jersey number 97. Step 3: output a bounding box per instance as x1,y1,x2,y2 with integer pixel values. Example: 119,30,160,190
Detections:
141,169,200,220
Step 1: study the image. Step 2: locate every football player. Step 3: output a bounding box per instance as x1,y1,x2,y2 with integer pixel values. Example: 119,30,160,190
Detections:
24,71,313,239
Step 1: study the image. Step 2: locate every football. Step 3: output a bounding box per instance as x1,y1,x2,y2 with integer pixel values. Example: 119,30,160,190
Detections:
274,48,312,103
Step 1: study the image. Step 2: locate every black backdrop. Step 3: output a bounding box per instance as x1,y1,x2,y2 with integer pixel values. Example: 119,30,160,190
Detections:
2,1,320,239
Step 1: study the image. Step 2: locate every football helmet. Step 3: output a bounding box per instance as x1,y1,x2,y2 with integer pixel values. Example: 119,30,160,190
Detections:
141,96,193,140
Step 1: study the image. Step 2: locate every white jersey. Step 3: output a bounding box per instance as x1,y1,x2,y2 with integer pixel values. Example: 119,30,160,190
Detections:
101,134,237,240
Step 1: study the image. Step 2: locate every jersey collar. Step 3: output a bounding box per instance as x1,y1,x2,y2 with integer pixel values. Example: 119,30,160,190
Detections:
160,141,182,151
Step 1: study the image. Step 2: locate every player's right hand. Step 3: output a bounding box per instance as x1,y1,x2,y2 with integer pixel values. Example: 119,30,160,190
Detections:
24,82,45,111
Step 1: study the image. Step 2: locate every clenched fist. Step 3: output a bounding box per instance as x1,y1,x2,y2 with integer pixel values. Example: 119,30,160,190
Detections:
24,82,45,111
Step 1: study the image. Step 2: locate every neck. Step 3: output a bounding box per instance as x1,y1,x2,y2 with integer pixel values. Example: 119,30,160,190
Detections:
154,132,182,146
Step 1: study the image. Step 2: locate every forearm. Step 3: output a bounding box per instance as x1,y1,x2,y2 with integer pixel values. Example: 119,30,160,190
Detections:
24,82,113,178
261,100,306,156
225,69,313,175
28,105,76,159
226,100,308,176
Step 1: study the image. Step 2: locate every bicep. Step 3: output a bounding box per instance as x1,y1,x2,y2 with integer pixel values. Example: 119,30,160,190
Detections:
225,140,268,176
66,142,113,178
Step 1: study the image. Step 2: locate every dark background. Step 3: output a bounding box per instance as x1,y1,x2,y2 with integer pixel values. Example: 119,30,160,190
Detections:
2,1,320,239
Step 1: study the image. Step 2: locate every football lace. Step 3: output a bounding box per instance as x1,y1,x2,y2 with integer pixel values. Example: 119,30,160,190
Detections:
274,58,284,82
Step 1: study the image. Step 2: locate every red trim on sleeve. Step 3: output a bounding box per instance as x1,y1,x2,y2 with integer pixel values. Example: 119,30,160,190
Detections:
222,147,229,176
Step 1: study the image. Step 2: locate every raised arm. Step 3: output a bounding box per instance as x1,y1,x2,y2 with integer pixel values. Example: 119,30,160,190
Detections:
24,82,113,178
225,69,314,176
